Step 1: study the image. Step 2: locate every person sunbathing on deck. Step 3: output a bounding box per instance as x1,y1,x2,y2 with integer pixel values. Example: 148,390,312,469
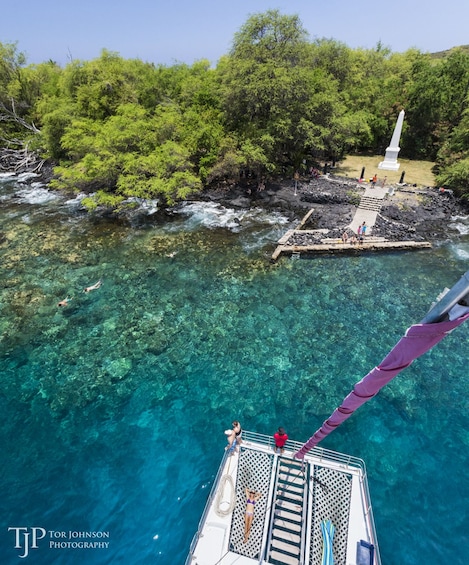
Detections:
244,488,262,543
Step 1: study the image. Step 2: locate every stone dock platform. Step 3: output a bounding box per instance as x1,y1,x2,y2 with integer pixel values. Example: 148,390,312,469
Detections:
271,234,431,261
271,184,432,261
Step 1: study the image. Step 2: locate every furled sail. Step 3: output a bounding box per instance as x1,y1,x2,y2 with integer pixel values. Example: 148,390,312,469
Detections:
295,270,469,459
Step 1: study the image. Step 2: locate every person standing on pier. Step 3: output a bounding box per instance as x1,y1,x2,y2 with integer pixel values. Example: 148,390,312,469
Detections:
361,222,367,239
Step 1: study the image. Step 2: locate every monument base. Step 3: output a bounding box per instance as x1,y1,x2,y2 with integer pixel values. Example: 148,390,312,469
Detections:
378,145,400,171
378,160,400,171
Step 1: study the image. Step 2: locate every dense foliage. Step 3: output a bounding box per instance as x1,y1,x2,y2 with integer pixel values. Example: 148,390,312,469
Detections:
1,10,469,205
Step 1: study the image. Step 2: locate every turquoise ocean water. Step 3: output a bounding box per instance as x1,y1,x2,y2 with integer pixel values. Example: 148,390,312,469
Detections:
1,173,468,564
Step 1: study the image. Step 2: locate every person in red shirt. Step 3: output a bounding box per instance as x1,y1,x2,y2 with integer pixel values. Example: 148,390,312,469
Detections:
273,427,288,454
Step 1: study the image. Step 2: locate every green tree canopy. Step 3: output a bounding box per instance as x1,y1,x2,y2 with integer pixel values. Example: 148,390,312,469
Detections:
219,11,348,174
3,12,469,203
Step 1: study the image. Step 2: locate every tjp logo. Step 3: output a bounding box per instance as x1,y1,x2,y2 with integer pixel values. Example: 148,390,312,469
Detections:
8,527,46,558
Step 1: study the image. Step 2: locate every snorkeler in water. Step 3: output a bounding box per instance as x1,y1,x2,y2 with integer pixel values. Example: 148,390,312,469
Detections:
84,280,102,292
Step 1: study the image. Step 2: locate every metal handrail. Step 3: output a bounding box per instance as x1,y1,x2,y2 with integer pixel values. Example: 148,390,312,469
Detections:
185,449,230,565
242,430,366,472
359,470,382,565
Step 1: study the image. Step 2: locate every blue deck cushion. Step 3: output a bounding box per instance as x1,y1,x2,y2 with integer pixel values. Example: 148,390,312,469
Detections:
321,520,335,565
356,539,375,565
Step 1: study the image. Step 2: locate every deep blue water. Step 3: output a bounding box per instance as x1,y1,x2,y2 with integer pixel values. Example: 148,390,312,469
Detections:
1,174,468,564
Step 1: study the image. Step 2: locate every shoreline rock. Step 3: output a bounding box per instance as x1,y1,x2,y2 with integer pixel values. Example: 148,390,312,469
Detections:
31,164,469,241
200,174,469,243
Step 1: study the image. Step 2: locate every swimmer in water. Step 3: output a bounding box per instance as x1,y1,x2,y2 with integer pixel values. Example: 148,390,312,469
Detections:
84,280,102,292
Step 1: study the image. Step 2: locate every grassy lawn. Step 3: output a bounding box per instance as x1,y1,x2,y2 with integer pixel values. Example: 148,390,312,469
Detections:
335,154,436,187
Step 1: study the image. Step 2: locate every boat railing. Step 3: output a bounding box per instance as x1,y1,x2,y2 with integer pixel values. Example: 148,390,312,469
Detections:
359,468,382,565
242,430,366,472
185,449,231,565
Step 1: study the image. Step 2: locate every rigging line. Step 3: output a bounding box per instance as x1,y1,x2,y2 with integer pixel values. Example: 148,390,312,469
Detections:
276,462,328,496
291,463,329,498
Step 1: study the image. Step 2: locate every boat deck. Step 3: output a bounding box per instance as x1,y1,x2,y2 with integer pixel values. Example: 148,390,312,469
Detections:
187,431,380,565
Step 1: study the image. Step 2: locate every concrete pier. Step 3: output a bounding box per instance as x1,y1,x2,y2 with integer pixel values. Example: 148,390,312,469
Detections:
271,183,432,261
272,238,431,260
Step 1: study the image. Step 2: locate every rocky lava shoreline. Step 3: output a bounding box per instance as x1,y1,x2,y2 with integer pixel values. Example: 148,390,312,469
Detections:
30,164,469,243
202,174,469,244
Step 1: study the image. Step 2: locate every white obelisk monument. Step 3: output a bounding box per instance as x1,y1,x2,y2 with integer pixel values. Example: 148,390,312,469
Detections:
379,109,405,171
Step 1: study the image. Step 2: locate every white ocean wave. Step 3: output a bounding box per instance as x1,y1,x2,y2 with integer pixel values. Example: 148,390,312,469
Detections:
16,172,40,183
174,201,290,232
61,194,159,215
449,214,469,235
0,172,16,182
124,197,159,215
63,192,89,207
239,226,288,252
450,245,469,260
15,186,60,204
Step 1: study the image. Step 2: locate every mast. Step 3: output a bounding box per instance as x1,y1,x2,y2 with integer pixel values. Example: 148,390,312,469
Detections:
420,269,469,323
295,270,469,459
